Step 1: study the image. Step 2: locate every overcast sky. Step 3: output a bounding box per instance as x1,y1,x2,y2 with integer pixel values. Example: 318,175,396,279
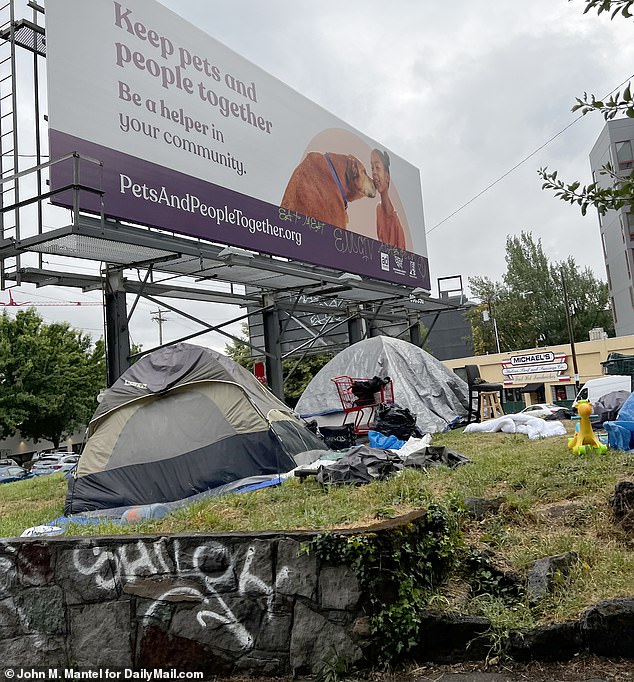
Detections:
7,0,634,352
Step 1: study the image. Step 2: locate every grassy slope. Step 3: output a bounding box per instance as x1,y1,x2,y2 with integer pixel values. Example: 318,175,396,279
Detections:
1,427,632,628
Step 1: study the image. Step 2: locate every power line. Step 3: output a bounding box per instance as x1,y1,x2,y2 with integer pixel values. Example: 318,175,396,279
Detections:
426,72,634,235
0,290,101,307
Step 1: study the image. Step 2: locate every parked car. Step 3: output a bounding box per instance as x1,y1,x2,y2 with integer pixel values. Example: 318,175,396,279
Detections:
0,465,34,484
520,403,573,420
30,453,80,477
0,458,18,466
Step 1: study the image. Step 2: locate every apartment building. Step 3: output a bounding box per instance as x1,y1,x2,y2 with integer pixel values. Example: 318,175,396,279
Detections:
590,118,634,336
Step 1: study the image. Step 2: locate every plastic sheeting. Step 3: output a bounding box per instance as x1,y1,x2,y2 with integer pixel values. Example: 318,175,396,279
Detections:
593,390,631,426
295,337,469,434
604,391,634,452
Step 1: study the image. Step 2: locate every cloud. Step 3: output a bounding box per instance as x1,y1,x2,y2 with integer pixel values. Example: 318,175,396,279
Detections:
8,0,632,352
177,0,632,299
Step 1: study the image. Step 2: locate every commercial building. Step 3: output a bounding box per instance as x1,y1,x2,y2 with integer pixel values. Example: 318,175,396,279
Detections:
443,333,634,410
590,119,634,336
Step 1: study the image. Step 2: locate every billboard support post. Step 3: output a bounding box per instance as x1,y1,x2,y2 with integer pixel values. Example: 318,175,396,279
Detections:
263,295,284,399
105,266,131,386
408,313,422,347
347,306,364,345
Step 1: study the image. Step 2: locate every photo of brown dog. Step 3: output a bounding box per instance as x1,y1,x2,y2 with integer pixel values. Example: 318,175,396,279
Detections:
280,151,376,228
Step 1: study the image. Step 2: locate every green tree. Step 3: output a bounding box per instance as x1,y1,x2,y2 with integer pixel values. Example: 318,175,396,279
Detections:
0,308,106,447
282,352,334,407
468,232,613,354
539,0,634,213
224,323,332,407
224,325,254,371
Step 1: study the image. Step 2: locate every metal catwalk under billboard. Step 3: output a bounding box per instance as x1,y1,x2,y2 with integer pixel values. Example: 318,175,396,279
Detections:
45,0,430,290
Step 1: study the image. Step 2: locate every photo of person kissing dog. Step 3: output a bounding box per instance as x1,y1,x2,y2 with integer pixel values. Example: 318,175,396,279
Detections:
280,129,412,251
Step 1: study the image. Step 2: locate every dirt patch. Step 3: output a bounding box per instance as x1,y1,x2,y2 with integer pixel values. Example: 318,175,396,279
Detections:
213,656,633,682
387,657,634,680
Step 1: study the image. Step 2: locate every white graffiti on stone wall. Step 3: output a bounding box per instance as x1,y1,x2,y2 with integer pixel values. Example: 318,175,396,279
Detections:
70,539,290,651
0,544,17,598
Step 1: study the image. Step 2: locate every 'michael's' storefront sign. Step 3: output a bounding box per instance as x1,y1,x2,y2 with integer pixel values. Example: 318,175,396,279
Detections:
502,352,569,384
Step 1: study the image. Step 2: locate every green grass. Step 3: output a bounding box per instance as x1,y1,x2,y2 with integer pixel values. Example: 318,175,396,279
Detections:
0,474,66,538
1,426,633,629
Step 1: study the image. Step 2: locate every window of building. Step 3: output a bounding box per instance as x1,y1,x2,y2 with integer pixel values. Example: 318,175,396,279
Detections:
611,297,618,323
504,388,523,402
616,140,634,170
630,287,634,308
602,232,608,259
627,213,634,242
627,250,632,279
606,263,612,289
554,386,568,402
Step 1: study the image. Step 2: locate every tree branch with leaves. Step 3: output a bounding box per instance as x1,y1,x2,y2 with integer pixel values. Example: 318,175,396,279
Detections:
539,0,634,214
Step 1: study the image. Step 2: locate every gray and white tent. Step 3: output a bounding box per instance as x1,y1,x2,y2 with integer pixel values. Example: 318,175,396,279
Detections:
65,343,324,514
295,337,470,434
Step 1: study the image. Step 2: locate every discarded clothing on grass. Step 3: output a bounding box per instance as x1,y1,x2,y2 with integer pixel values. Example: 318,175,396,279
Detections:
292,449,351,479
403,445,470,469
315,445,403,486
464,414,566,440
313,440,470,486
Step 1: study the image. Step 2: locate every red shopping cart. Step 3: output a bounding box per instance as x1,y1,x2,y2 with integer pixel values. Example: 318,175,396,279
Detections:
330,376,394,435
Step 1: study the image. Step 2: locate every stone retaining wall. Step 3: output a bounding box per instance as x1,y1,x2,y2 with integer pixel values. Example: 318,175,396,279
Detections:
0,516,632,674
0,530,366,675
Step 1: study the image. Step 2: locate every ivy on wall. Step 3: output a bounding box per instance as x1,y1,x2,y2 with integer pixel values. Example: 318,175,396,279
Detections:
308,503,464,666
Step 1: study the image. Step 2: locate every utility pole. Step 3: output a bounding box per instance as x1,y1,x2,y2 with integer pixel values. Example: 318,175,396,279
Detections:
482,308,501,354
151,308,169,345
561,269,580,394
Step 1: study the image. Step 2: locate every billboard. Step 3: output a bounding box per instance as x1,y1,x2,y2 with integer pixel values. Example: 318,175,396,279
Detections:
45,0,430,289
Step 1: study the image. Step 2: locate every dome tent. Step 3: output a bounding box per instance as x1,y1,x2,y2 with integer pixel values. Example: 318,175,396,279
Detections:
66,343,324,514
295,337,470,434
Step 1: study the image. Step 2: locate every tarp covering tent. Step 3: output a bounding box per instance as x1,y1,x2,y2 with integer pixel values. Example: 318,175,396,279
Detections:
593,390,631,426
65,343,324,514
295,337,470,434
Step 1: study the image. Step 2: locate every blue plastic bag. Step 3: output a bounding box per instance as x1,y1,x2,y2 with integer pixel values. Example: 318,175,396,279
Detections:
368,430,405,450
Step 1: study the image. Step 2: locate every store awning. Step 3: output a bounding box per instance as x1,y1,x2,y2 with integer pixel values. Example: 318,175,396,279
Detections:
521,382,544,392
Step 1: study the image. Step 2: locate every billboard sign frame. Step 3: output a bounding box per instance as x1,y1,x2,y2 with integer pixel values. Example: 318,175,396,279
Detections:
45,0,430,290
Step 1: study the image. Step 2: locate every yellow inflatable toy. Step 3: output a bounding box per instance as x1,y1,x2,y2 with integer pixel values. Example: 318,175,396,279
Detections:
568,399,608,455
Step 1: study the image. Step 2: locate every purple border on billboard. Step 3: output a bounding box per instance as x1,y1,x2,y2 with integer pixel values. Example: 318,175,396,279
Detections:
49,131,431,290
